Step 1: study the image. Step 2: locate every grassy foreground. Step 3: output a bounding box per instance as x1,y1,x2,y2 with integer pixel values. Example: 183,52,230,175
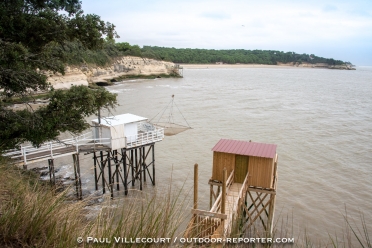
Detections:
0,157,370,247
0,158,186,248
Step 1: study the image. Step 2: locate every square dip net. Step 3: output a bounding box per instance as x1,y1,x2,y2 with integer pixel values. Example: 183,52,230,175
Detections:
150,95,191,136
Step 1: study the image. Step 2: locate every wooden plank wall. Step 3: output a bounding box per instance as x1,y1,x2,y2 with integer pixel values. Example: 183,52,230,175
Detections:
212,152,235,182
248,156,274,189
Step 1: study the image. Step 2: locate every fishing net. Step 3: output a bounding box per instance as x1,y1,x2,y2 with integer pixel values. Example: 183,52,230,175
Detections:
150,95,192,136
152,122,191,136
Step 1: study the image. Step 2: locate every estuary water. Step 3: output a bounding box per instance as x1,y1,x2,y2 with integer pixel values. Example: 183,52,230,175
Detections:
53,66,372,241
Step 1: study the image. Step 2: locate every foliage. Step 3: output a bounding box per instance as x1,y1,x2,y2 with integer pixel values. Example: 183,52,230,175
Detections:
0,0,118,151
141,46,349,65
0,86,117,150
0,159,186,248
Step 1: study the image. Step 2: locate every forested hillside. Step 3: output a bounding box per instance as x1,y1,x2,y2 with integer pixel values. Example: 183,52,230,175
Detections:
141,46,350,66
56,41,351,67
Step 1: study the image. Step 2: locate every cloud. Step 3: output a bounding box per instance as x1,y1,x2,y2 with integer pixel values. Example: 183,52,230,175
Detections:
323,4,338,12
200,12,231,20
81,0,372,64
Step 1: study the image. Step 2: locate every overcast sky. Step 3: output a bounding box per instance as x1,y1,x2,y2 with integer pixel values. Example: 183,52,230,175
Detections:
81,0,372,65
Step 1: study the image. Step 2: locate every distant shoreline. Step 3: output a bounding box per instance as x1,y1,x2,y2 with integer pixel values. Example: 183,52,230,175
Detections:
180,63,355,70
181,64,294,69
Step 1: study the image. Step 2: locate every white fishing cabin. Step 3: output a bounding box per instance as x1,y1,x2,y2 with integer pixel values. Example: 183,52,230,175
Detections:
91,113,164,150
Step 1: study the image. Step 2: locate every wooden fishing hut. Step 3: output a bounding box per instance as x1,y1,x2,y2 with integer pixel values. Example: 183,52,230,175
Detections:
3,113,164,199
208,139,278,235
90,113,164,197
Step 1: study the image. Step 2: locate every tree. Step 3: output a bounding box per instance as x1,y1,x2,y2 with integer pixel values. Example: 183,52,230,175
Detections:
0,0,119,152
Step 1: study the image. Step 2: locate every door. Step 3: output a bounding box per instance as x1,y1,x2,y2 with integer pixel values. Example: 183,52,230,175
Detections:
235,155,248,183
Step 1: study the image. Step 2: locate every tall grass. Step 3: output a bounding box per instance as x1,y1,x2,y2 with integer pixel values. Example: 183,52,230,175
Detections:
0,157,370,247
0,158,188,247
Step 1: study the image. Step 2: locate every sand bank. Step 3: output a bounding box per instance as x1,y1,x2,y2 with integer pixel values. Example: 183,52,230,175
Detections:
180,64,294,69
180,63,354,70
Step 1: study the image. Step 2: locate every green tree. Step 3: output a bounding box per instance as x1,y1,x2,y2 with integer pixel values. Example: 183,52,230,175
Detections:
0,0,119,151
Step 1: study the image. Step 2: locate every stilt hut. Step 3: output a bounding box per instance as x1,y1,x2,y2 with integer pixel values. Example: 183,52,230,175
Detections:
91,113,164,150
211,139,277,188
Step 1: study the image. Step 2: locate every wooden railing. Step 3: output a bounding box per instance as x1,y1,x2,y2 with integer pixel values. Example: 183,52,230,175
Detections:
3,132,111,165
185,169,235,239
126,128,164,148
210,170,234,213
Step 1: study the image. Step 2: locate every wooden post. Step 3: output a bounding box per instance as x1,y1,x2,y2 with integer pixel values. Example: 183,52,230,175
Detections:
210,184,213,209
107,152,113,198
123,148,128,195
194,163,198,210
48,159,55,186
221,168,227,235
152,144,155,185
93,152,98,190
142,146,146,182
139,147,142,190
100,151,105,194
115,150,119,191
267,193,276,235
131,149,135,186
193,163,198,236
73,154,82,200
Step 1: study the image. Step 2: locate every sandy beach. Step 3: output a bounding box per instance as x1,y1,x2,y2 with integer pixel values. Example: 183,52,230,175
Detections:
180,63,298,69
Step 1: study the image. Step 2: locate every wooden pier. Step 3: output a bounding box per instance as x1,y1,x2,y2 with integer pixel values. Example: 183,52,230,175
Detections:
3,113,165,199
184,139,278,239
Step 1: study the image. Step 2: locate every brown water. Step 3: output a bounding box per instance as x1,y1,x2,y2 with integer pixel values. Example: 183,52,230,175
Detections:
45,66,372,241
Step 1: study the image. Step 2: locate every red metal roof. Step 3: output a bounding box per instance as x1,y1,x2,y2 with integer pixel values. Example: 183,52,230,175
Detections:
211,139,277,158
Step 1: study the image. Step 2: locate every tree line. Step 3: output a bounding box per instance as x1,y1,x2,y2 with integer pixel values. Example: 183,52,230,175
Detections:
140,46,350,66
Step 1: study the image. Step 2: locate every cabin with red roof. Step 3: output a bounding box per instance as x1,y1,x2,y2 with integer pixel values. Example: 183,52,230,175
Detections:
211,139,278,189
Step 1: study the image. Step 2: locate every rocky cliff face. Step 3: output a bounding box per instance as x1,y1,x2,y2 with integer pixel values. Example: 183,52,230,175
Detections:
47,56,180,89
277,62,355,70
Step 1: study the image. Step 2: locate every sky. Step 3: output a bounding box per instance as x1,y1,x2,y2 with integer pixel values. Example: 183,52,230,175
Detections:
81,0,372,65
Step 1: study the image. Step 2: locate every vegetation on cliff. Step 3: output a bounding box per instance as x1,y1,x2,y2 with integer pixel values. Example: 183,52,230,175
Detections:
0,0,118,152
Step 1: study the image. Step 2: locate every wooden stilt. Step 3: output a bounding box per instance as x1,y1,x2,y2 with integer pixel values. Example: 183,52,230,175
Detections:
142,147,146,182
93,152,98,190
194,163,198,210
73,154,82,200
152,144,155,185
123,148,128,195
267,193,276,235
139,147,142,190
115,150,119,191
48,159,55,186
100,151,105,194
107,152,113,198
221,168,227,233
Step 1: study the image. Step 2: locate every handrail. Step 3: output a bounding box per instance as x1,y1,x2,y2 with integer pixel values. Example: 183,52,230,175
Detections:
3,132,111,165
210,170,234,212
233,172,249,213
126,128,164,148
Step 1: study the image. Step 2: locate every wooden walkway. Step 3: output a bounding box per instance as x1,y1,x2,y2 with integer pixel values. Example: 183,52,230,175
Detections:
3,132,111,167
185,169,250,239
224,183,242,233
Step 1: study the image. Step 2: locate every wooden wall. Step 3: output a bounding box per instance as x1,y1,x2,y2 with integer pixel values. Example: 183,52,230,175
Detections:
212,151,276,189
212,152,235,182
248,156,274,189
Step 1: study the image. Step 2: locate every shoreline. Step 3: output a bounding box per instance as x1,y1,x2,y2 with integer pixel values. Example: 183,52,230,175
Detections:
180,63,355,70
